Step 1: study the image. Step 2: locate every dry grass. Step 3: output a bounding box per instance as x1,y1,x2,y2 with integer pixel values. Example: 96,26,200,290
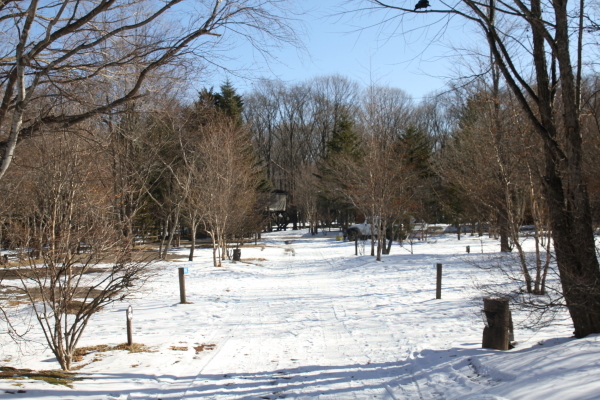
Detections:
75,343,157,358
64,300,104,315
170,346,188,351
69,363,90,371
0,367,81,388
193,344,216,354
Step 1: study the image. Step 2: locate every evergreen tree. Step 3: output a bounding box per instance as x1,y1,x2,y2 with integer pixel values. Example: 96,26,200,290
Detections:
398,125,432,178
325,112,362,161
214,79,244,124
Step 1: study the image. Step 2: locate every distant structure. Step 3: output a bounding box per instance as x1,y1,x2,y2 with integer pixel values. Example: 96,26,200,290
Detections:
268,190,289,231
414,0,430,10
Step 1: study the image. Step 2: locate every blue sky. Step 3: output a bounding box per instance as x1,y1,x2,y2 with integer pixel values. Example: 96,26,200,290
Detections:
205,1,471,102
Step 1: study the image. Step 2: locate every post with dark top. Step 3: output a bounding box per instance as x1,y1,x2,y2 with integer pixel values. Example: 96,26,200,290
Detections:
436,263,442,299
178,267,187,304
126,305,133,346
466,245,470,253
355,237,358,256
482,297,513,350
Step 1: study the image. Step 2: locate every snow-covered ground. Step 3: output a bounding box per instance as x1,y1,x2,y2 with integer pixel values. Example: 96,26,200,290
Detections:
1,229,598,399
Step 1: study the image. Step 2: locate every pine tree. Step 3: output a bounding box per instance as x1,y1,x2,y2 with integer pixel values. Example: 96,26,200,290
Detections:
325,112,362,162
214,79,244,124
398,125,432,178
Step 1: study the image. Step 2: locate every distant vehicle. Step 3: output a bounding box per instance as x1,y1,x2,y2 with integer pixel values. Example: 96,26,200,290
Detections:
346,219,428,241
346,217,394,241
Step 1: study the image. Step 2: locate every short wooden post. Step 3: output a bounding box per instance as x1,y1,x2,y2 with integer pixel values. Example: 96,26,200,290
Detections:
482,297,512,350
126,305,133,346
178,267,187,304
436,263,442,299
355,237,358,256
466,245,470,253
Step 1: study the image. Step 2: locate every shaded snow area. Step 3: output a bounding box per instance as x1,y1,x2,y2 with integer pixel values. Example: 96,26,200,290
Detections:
1,230,599,399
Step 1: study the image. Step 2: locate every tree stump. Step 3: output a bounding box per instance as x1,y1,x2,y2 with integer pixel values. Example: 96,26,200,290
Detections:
482,297,513,350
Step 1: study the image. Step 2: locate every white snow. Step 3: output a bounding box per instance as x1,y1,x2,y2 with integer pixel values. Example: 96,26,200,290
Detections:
1,229,598,399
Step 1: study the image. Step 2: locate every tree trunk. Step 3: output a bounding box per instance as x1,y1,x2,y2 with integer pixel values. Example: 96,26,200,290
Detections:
529,0,600,337
499,208,511,252
162,211,179,259
158,219,166,260
545,172,600,337
189,222,197,262
370,235,375,256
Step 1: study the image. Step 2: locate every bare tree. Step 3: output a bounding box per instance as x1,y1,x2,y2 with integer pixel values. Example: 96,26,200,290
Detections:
294,164,321,235
189,115,262,266
332,131,418,260
436,84,552,294
0,129,154,371
0,0,300,182
244,76,360,199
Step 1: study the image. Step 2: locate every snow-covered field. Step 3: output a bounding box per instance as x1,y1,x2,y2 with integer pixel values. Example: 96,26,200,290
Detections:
1,229,599,399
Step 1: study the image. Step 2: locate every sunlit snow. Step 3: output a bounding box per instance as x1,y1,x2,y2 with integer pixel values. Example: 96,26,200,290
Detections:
1,229,598,399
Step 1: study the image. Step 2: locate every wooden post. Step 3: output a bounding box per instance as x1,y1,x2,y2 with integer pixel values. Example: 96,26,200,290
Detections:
482,297,512,350
126,305,133,346
466,245,470,253
178,267,186,304
355,237,358,256
436,263,442,299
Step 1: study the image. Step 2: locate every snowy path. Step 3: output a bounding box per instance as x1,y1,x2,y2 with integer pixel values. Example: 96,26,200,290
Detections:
137,235,477,400
160,239,404,399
